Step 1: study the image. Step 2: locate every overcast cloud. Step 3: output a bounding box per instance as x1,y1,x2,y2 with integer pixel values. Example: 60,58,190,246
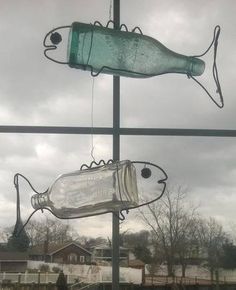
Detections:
0,0,236,238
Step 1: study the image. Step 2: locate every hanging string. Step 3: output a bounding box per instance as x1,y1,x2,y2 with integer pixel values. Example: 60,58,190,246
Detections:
90,77,95,161
109,0,112,21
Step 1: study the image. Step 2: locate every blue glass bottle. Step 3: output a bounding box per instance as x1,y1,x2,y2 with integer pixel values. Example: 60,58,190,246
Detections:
68,22,205,78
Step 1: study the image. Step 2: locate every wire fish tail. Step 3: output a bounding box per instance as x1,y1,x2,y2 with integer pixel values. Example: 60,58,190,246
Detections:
189,25,224,108
13,173,48,237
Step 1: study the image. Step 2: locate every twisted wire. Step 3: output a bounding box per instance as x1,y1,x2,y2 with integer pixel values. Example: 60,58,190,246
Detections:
189,25,224,108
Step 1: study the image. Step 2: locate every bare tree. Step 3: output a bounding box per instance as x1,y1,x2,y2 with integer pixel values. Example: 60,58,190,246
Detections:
121,230,150,248
120,230,152,263
175,216,200,277
196,217,227,281
140,185,199,277
23,217,77,246
80,236,108,249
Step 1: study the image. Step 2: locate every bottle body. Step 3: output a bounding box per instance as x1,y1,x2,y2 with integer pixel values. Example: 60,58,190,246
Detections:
68,22,205,78
31,160,138,218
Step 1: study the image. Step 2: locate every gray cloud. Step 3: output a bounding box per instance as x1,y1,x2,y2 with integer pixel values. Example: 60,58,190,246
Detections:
0,0,235,237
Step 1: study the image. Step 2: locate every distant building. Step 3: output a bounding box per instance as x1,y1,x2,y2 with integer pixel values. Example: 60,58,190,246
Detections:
0,251,28,272
91,244,130,265
29,241,92,265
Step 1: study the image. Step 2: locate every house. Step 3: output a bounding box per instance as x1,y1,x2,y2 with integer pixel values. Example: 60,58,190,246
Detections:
91,244,130,265
0,251,28,272
29,241,92,265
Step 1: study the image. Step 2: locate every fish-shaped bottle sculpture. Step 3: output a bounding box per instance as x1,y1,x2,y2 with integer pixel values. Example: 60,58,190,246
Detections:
44,22,223,107
29,160,167,219
44,22,204,78
31,160,138,218
68,22,205,77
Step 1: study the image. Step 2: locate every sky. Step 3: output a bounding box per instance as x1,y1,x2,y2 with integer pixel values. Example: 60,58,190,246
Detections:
0,0,236,239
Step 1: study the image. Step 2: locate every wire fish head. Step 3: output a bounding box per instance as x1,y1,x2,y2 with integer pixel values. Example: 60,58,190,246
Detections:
43,25,71,65
129,161,168,210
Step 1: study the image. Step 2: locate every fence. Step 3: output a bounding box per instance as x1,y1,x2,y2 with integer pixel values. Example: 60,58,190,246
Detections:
27,261,142,284
0,272,80,285
0,282,57,290
148,265,236,282
0,272,104,290
0,272,80,290
0,267,142,290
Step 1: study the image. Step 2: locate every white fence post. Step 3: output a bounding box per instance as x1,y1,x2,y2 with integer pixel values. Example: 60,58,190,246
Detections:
37,270,41,285
18,272,21,284
24,270,28,283
99,269,103,283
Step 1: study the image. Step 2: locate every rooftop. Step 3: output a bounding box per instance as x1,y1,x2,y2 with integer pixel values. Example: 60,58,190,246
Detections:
0,251,29,261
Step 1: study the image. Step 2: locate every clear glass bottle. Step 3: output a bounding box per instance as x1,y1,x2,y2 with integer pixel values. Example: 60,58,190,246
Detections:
31,160,138,218
68,22,205,78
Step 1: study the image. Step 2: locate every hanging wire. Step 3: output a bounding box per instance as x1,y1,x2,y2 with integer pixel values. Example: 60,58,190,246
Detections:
90,77,95,162
131,26,143,34
188,25,224,108
80,159,113,170
119,24,129,31
109,0,112,21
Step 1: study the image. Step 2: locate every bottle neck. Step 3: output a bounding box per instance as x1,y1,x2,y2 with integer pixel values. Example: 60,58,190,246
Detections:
187,56,205,76
31,191,49,210
146,34,206,77
160,50,205,76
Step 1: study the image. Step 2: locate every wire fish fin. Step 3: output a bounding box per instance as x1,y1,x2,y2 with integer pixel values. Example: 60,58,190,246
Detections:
189,25,224,108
